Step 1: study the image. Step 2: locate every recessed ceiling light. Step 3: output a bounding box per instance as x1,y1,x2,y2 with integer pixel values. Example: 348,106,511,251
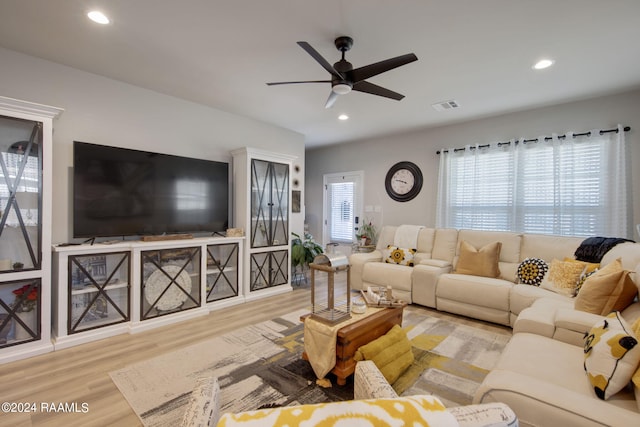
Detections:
88,10,110,25
533,59,554,70
338,114,349,121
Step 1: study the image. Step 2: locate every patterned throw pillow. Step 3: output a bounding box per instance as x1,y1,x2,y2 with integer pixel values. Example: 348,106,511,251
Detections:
517,258,548,286
217,395,458,427
584,312,640,400
539,259,586,296
384,245,417,266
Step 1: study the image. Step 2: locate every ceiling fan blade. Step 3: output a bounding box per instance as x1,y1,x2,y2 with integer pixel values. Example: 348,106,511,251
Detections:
352,81,405,100
297,41,344,80
266,80,331,86
325,91,339,109
350,53,418,83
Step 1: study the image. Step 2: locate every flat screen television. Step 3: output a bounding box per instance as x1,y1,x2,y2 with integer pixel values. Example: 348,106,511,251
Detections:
73,141,229,238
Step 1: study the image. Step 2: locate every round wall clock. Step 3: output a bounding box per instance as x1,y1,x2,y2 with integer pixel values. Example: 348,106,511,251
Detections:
385,161,423,202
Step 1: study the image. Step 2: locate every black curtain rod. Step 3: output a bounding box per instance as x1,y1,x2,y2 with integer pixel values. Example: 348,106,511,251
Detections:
436,126,631,154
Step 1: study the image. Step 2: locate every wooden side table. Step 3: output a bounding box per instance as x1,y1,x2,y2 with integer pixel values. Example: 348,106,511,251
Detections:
301,304,404,385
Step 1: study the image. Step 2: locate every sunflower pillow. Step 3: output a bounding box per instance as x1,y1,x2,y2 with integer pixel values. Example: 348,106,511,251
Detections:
384,245,417,266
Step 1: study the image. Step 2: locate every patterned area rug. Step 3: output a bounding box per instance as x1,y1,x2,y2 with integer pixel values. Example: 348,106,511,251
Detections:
110,306,510,426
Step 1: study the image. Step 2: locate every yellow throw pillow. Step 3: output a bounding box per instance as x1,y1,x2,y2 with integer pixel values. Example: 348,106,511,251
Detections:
539,259,586,297
354,324,414,384
454,240,502,278
574,258,638,315
384,245,417,266
563,257,600,274
584,312,640,400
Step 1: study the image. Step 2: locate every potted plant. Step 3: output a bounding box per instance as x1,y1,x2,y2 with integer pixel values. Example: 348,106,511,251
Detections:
356,219,377,246
291,232,324,273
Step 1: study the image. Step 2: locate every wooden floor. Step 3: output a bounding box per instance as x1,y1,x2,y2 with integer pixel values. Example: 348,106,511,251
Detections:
0,280,511,427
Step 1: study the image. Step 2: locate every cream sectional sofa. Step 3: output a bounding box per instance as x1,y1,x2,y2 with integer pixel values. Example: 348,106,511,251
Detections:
350,225,640,425
350,225,640,327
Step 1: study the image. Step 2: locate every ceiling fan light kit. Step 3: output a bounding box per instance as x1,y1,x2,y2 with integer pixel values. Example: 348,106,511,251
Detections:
267,36,418,108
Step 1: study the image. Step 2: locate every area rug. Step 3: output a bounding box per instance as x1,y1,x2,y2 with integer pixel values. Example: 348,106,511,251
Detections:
110,306,510,427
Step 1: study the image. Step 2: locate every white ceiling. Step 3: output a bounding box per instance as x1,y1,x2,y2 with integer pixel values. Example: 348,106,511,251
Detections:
1,1,640,148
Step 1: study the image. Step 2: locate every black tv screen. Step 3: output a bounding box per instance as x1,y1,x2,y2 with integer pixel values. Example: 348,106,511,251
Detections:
73,141,229,238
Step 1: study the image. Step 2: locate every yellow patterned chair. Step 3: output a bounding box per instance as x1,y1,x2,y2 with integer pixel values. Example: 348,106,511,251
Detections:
181,360,518,427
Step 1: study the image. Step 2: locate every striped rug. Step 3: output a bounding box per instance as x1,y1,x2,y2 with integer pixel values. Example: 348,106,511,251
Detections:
110,305,510,426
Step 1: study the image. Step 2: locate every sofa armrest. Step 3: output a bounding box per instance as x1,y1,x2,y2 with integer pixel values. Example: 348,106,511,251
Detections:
349,251,383,290
354,360,398,400
413,263,452,308
552,308,604,346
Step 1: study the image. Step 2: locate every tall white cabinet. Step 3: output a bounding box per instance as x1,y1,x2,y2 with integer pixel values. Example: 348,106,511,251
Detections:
232,148,294,300
0,96,62,363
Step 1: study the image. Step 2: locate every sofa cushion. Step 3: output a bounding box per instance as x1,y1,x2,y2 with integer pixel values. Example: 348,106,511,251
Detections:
432,228,459,263
383,245,417,266
354,324,414,384
455,240,502,278
584,311,640,400
437,273,512,311
517,257,548,286
520,233,583,264
362,262,413,293
510,284,569,317
540,258,586,297
574,258,638,315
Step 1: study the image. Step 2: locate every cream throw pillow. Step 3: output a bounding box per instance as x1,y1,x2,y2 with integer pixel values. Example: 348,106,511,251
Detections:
454,240,502,278
583,312,640,400
574,258,638,315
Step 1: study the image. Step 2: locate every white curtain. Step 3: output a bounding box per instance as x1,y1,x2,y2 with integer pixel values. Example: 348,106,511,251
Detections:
436,124,630,238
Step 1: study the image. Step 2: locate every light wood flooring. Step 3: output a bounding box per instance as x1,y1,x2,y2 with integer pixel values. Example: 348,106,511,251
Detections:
0,278,511,427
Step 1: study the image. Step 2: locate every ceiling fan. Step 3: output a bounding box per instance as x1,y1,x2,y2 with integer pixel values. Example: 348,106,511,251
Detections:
266,36,418,108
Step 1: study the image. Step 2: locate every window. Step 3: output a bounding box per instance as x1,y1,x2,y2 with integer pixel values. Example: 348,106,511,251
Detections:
436,126,630,238
323,172,363,244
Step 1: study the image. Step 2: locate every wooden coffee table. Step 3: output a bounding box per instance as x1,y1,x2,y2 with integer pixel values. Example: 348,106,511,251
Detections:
301,304,404,385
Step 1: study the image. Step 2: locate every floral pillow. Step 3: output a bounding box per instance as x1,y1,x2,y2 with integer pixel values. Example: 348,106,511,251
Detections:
384,245,417,266
584,312,640,400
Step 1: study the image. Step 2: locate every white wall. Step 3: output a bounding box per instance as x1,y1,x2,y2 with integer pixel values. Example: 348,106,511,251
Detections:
0,47,306,243
306,89,640,242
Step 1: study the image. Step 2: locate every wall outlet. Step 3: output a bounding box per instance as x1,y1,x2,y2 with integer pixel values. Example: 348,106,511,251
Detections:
365,205,373,212
374,205,382,212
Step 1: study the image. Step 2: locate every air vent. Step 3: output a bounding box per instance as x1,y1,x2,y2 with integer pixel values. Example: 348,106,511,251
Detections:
432,100,460,111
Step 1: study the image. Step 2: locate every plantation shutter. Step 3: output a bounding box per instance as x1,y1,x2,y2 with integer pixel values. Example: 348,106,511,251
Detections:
329,181,354,242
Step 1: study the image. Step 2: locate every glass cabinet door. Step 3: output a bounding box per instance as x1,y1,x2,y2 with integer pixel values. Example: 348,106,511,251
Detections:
68,252,130,333
251,159,271,248
270,162,289,246
206,243,238,302
249,250,288,291
0,279,40,346
250,159,289,248
0,115,42,272
141,247,201,320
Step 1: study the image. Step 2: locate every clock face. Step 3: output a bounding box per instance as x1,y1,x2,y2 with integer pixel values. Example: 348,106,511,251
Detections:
391,169,415,195
385,161,423,202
